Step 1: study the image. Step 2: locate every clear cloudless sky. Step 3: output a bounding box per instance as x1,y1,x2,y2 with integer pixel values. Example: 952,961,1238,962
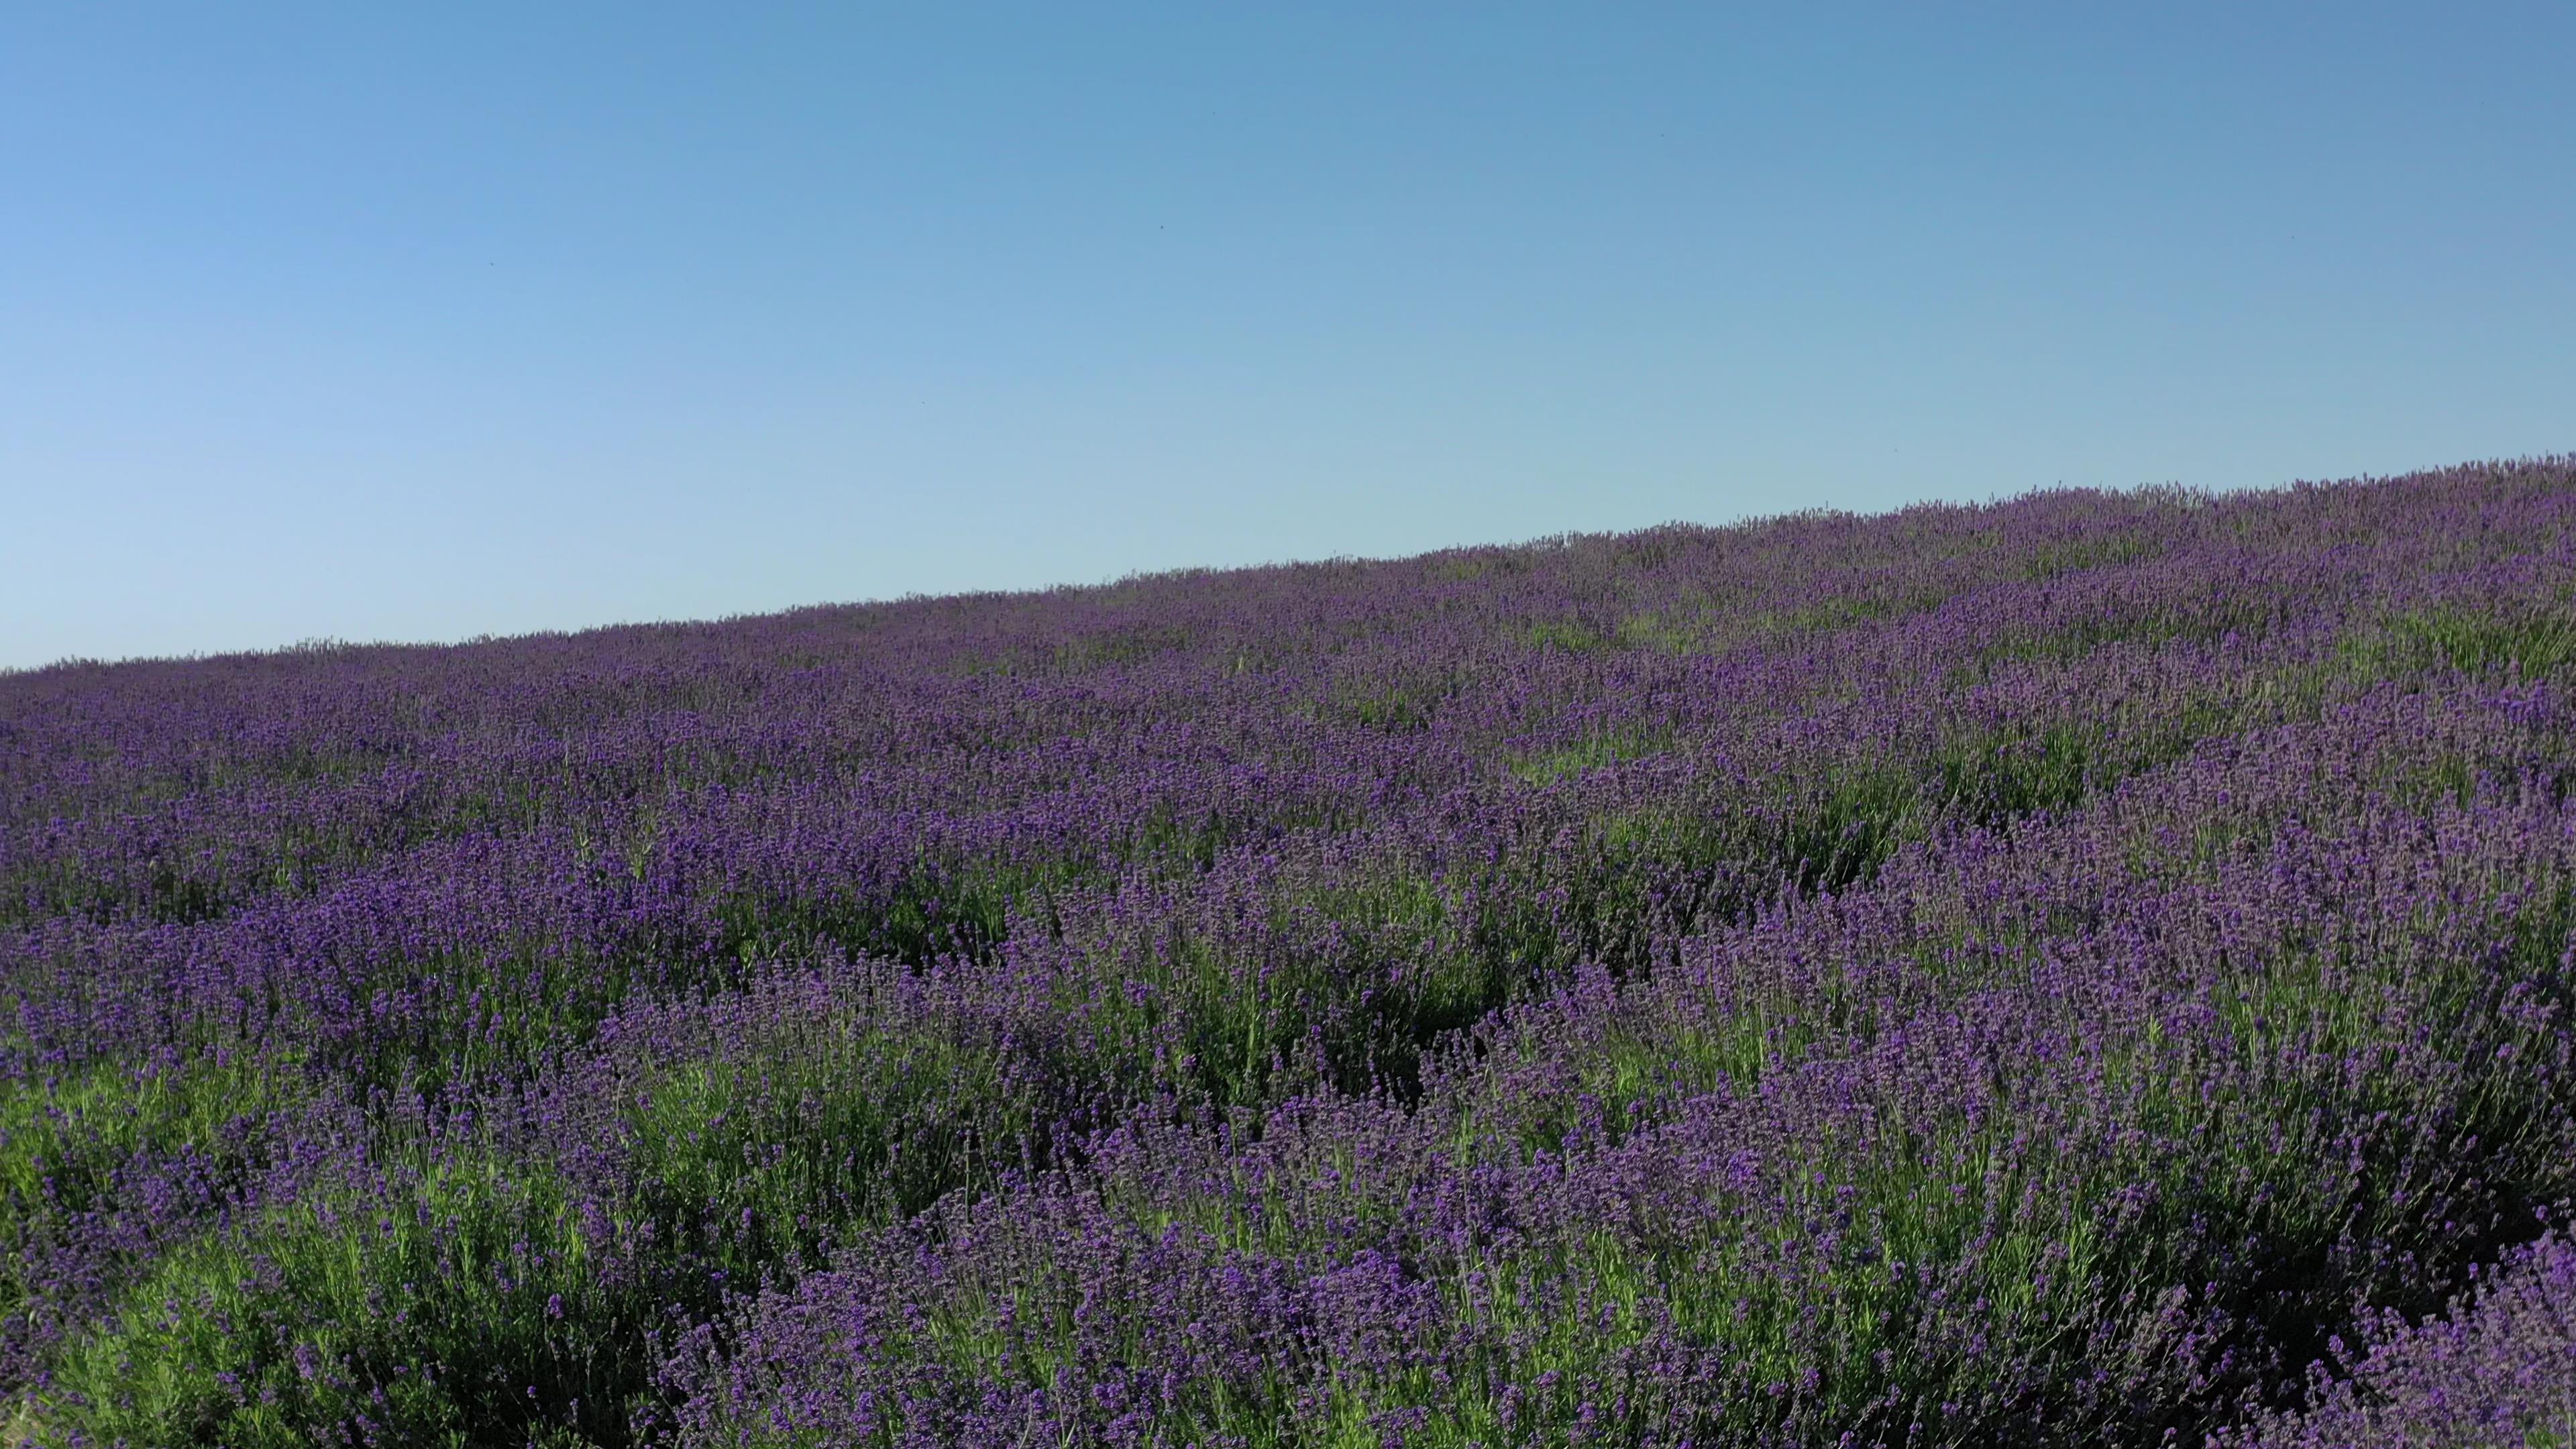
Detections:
3,3,2571,668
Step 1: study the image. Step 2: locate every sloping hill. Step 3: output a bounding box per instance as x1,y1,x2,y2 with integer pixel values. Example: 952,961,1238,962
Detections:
5,457,2574,1446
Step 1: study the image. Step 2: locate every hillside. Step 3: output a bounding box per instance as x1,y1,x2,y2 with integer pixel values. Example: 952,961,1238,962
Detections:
5,458,2575,1446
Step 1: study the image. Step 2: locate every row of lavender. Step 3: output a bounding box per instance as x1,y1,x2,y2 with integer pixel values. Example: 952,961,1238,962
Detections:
4,460,2573,1445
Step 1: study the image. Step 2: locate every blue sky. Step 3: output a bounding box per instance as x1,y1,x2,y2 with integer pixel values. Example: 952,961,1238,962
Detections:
4,4,2569,668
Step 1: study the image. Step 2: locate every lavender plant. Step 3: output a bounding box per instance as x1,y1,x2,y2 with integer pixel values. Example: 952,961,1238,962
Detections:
3,458,2572,1446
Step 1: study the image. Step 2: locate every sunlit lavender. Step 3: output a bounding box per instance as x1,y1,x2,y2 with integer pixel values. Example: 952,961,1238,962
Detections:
6,458,2575,1446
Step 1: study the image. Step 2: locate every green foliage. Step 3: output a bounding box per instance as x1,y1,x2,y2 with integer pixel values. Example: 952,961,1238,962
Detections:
618,988,1066,1264
1511,619,1611,653
53,1154,619,1449
2336,601,2576,684
48,986,1083,1449
1053,623,1195,674
1316,671,1463,733
0,1056,294,1356
1507,729,1672,785
2019,535,2161,582
1614,595,1929,659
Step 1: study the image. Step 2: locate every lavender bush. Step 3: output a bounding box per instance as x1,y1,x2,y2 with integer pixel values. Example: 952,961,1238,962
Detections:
2212,1232,2576,1448
4,458,2573,1446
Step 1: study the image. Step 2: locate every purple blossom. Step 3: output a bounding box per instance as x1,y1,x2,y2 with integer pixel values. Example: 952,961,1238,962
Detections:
1,458,2572,1446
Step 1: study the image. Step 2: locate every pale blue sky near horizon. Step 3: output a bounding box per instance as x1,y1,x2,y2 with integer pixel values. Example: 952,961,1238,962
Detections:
4,4,2569,669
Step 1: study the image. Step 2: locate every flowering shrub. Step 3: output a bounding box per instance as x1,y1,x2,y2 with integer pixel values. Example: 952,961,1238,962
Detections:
5,458,2574,1446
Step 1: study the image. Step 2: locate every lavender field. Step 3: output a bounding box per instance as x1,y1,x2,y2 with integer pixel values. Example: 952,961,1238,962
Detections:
7,459,2576,1448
